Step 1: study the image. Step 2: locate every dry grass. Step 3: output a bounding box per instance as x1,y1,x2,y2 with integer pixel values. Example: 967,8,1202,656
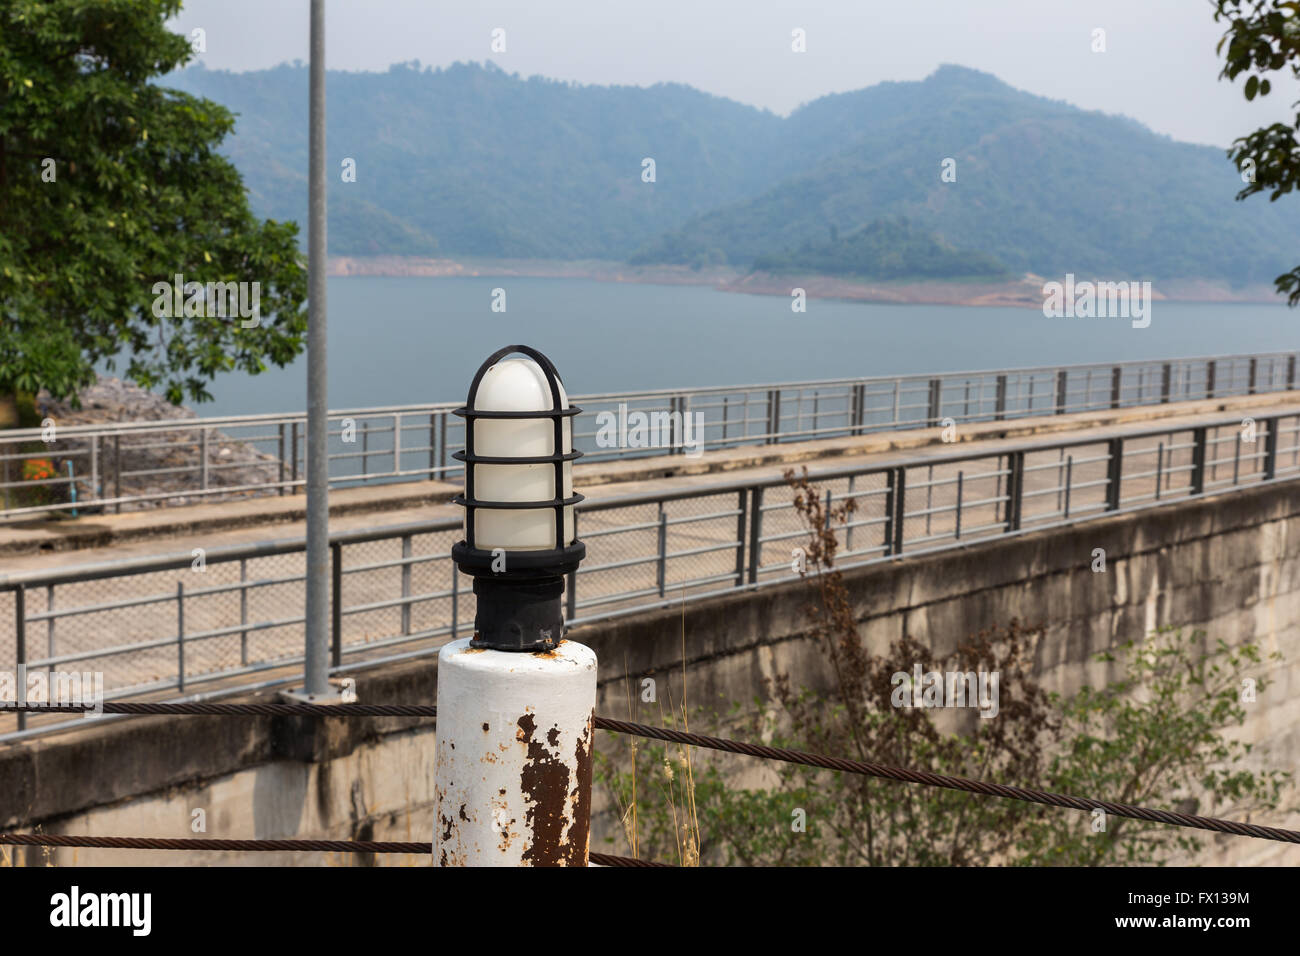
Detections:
611,588,701,866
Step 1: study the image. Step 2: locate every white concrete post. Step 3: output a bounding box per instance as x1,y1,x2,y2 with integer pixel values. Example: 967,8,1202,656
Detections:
434,637,597,866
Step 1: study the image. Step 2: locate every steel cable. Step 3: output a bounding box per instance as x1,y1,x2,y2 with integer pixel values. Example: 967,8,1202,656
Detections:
0,833,664,866
6,701,1295,844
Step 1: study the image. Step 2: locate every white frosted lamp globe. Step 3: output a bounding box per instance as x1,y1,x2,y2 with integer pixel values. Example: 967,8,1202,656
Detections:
468,356,575,551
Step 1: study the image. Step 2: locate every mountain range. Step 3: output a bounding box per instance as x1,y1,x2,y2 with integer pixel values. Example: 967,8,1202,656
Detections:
164,60,1300,285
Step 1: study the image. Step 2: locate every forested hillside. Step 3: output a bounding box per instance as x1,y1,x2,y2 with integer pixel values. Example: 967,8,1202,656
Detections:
166,61,1300,283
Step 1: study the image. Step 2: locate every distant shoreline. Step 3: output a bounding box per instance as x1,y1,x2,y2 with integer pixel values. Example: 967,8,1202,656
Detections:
326,256,1286,308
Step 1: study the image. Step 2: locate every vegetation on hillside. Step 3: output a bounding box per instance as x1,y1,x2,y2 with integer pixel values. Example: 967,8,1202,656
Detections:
749,217,1008,281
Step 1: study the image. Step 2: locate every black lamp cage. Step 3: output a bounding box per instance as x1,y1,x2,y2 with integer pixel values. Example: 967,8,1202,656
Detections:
451,345,587,651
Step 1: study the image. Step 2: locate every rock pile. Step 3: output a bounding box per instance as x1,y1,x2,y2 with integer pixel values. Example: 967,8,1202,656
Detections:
2,377,288,513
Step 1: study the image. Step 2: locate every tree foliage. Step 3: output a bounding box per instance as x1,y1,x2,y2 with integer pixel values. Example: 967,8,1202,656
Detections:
0,0,307,404
1215,0,1300,303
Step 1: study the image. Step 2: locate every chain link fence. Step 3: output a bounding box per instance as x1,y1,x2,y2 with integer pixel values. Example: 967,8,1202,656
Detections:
3,409,1299,740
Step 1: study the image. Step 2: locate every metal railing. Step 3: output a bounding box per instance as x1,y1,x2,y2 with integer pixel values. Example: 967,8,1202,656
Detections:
1,350,1295,518
3,408,1299,741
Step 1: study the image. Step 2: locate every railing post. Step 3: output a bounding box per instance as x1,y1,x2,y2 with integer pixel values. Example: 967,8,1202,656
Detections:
1055,370,1068,415
279,423,287,495
1264,417,1279,480
176,581,185,693
15,584,26,731
1206,361,1217,400
331,540,343,668
1287,355,1296,391
883,469,895,555
393,413,402,477
656,506,668,597
90,435,99,506
200,426,209,492
1160,363,1171,404
439,411,448,475
290,421,300,492
429,413,438,479
892,468,907,555
1110,367,1122,409
671,396,682,454
734,489,747,585
747,486,764,583
114,434,122,513
679,395,690,453
927,378,941,427
45,584,55,676
1006,451,1024,532
1155,442,1165,501
401,533,412,636
1191,427,1208,494
451,564,459,639
1064,456,1074,518
1106,438,1123,511
954,470,964,539
994,375,1007,421
1249,358,1258,395
846,473,857,551
766,390,781,444
852,383,865,435
240,557,249,666
566,513,578,622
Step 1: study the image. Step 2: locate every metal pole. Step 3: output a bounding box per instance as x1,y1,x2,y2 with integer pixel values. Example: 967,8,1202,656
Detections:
303,0,330,698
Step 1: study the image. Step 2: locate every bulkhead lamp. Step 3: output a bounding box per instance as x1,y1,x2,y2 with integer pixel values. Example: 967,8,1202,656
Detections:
451,345,586,651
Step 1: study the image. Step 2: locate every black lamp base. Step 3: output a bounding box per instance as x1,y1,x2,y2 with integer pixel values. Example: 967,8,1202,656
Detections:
468,574,567,652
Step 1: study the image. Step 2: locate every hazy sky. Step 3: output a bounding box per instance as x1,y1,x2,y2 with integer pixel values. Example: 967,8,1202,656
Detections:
168,0,1298,148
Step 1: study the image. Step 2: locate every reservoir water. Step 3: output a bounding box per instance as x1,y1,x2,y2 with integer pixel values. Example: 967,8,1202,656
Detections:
189,276,1297,419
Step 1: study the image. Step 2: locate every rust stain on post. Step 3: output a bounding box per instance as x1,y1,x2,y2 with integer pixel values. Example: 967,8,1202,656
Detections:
566,711,594,862
517,712,586,866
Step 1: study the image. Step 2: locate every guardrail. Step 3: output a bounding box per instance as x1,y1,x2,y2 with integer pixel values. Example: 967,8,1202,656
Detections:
3,407,1298,741
1,350,1295,518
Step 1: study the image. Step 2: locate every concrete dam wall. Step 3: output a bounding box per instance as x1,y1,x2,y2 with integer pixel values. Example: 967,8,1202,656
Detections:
2,479,1296,866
